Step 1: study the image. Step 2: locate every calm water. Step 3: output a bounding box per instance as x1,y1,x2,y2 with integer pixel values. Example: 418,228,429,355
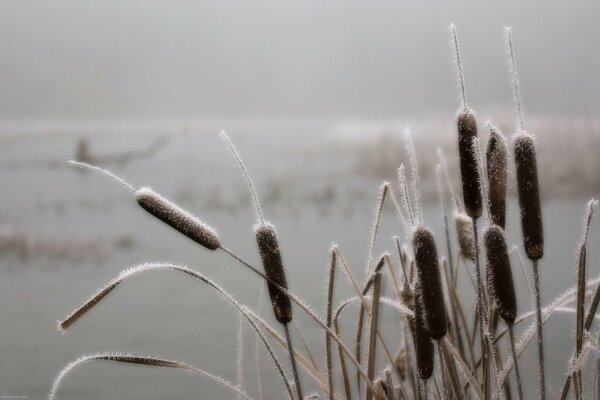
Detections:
0,127,598,399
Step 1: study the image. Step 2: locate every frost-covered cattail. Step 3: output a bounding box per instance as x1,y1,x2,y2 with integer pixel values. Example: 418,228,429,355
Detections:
454,211,475,259
414,285,434,380
135,187,221,250
486,124,508,229
255,223,292,324
484,225,517,323
457,109,482,219
514,133,543,260
412,227,447,339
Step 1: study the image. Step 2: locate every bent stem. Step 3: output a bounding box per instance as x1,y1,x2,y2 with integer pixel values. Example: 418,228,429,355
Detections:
532,259,546,400
284,323,303,400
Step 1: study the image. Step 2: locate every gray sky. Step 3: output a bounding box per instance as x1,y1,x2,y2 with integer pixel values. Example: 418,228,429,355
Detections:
0,1,598,120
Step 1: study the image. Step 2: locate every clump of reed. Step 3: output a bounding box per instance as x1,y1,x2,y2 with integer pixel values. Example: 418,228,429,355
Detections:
49,25,600,400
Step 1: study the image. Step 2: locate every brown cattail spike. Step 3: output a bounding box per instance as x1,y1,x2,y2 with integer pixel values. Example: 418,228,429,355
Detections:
454,211,475,259
486,125,508,229
513,133,543,260
412,227,448,339
135,188,220,250
255,223,292,324
457,109,482,218
414,286,434,380
484,225,517,323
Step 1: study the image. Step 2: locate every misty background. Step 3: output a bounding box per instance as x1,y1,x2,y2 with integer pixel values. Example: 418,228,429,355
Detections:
0,2,599,399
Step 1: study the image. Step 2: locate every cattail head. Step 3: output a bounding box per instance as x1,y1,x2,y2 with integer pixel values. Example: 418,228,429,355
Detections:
486,125,508,229
135,187,220,250
412,227,447,339
513,133,543,260
484,225,517,323
414,285,434,380
454,211,475,259
255,223,292,324
457,109,482,218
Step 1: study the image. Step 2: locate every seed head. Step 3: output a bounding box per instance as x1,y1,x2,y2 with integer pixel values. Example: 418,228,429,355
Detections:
412,227,447,339
457,109,482,218
454,211,475,259
135,188,220,250
513,133,543,260
255,223,292,324
484,225,517,323
414,285,434,380
486,125,508,229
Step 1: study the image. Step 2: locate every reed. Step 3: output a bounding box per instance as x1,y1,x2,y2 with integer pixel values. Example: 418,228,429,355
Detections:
220,131,302,399
505,27,546,399
52,25,600,400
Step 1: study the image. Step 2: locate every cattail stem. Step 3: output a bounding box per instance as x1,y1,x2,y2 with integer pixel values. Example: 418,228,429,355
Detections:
325,250,336,400
284,323,303,400
508,323,523,400
366,272,382,400
437,343,450,399
472,217,490,399
532,259,546,400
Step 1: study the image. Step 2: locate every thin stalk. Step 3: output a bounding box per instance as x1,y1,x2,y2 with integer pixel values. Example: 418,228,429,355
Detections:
438,342,450,399
284,323,303,400
220,246,377,393
472,217,490,398
532,260,546,400
508,324,523,400
366,272,382,400
326,250,337,400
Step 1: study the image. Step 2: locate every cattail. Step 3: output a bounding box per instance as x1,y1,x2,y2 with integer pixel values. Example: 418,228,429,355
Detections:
484,225,517,323
513,133,543,260
255,223,292,324
135,187,220,250
454,211,475,259
412,227,447,339
457,109,482,218
486,125,508,229
414,285,434,380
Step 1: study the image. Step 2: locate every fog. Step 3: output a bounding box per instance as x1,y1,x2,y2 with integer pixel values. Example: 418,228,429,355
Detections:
0,1,598,121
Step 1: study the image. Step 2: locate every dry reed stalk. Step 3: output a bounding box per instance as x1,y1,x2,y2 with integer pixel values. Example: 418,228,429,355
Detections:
505,27,545,399
50,354,255,400
67,161,222,251
58,263,295,399
485,124,508,229
325,249,337,400
222,247,378,394
560,199,598,400
220,131,302,399
366,272,382,400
